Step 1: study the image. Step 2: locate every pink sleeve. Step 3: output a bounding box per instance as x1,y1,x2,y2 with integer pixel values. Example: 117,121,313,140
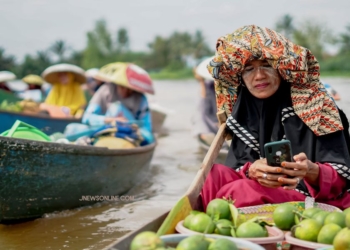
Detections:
304,163,347,200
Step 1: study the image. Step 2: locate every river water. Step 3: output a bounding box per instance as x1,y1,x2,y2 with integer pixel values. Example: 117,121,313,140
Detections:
0,78,349,250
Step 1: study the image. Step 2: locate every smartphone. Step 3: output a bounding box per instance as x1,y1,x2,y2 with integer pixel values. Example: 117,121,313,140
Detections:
264,140,293,167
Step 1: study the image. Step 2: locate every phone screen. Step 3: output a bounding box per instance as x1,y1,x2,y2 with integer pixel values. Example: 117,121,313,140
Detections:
264,140,292,167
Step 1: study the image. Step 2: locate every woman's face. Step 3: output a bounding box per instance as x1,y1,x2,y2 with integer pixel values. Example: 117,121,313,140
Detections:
117,85,133,98
242,60,281,99
58,72,70,84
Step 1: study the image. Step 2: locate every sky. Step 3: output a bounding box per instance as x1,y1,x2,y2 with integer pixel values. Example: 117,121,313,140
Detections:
1,0,350,62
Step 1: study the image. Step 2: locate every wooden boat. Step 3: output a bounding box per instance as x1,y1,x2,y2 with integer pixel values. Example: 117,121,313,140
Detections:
103,112,228,250
0,136,156,223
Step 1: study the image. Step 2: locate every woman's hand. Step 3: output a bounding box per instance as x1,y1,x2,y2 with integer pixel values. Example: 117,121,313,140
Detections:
104,116,127,124
277,153,320,190
249,159,288,188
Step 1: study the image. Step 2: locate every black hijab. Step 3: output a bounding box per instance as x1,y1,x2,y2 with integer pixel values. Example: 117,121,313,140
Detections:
225,81,350,195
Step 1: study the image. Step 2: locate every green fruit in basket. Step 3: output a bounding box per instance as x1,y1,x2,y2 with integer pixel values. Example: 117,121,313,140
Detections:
317,223,342,245
343,207,350,216
214,219,234,236
176,235,210,250
189,213,215,234
273,203,296,230
183,211,201,229
303,208,323,219
324,212,346,228
208,238,238,250
333,228,350,250
236,221,267,238
130,231,164,250
293,219,322,242
206,198,231,220
312,211,330,226
346,212,350,229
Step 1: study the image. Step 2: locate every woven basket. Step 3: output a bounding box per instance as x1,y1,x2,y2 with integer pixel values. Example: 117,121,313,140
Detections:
238,201,341,224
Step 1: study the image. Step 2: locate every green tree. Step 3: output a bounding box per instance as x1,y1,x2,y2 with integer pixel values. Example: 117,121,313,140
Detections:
82,19,114,69
293,20,334,60
0,48,16,71
50,40,69,62
192,30,214,59
339,24,350,53
275,14,295,39
116,28,129,52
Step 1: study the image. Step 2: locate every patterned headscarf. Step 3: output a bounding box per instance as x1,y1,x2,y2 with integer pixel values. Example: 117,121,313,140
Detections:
208,25,342,136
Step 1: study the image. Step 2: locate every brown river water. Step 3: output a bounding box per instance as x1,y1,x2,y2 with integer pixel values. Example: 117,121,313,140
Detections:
1,78,350,250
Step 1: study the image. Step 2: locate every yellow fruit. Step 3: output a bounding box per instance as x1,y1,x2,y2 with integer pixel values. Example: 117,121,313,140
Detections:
333,227,350,250
317,223,342,245
273,203,296,230
294,219,322,242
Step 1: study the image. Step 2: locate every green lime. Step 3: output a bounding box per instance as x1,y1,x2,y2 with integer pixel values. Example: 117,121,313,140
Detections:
273,203,296,230
317,223,342,244
130,231,164,250
324,212,346,228
236,221,267,238
333,227,350,250
346,212,350,229
303,208,323,219
183,211,201,229
343,207,350,217
312,211,330,226
189,213,215,234
214,219,234,236
208,238,238,250
176,235,210,250
206,198,231,220
294,219,322,242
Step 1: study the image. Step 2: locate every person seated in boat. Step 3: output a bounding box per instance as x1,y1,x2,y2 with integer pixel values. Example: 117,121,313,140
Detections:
0,70,16,93
18,74,45,102
200,25,350,210
85,68,105,95
42,64,87,117
0,81,11,92
192,61,219,147
81,80,154,145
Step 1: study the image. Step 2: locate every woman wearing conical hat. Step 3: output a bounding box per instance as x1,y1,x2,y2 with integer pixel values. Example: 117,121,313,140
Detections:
201,25,350,210
42,64,87,116
81,62,155,145
18,74,45,102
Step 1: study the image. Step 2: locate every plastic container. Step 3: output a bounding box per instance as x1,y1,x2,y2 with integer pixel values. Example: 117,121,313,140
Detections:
1,120,51,142
160,233,265,250
285,232,332,250
176,220,284,250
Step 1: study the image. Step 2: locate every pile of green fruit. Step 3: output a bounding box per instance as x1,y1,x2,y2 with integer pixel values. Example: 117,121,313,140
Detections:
130,231,238,250
183,198,270,238
272,202,350,249
0,100,22,112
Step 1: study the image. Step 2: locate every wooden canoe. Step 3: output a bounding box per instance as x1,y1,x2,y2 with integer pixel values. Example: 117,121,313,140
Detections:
103,113,228,250
0,136,156,223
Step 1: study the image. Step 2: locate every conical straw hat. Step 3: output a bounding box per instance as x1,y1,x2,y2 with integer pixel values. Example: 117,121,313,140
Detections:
22,74,44,85
0,71,16,82
42,63,86,84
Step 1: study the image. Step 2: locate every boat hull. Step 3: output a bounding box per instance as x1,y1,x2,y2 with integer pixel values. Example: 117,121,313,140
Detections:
0,136,156,222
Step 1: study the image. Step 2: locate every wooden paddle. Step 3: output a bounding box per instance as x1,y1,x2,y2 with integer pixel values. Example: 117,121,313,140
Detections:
157,110,229,235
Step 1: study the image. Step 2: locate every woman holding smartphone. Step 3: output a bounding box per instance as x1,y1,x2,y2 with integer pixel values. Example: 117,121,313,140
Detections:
201,25,350,210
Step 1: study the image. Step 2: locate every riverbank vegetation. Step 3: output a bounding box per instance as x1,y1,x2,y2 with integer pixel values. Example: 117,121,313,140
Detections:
1,15,350,79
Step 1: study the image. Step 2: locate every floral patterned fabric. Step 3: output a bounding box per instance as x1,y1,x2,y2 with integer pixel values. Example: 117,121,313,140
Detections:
207,25,342,136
